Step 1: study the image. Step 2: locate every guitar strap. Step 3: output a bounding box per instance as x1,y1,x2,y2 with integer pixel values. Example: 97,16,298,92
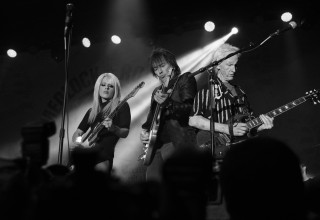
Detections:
153,74,182,131
228,118,235,142
222,82,246,142
165,73,183,99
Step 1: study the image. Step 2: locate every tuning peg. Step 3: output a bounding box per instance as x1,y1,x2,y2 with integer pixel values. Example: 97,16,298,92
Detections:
312,99,320,105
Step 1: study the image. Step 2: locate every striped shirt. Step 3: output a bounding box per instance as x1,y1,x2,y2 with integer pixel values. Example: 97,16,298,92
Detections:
191,79,253,123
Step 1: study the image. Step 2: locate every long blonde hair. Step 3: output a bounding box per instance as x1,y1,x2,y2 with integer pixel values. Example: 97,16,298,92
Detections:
88,73,121,124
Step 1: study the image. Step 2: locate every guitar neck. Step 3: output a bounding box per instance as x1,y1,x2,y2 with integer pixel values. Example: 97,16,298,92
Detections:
91,98,130,137
108,97,129,120
246,95,308,129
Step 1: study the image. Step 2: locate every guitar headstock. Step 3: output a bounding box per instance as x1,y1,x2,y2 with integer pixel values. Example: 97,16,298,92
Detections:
305,89,320,105
128,81,145,98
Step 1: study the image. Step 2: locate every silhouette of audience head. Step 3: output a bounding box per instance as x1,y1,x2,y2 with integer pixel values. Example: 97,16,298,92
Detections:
299,144,320,217
220,136,306,220
21,120,56,167
161,146,213,220
299,144,320,179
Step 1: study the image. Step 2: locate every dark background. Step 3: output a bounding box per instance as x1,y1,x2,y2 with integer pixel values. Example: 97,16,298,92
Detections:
0,0,319,179
1,0,318,53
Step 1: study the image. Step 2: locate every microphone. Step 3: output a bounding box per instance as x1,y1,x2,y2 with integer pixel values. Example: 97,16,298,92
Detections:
64,3,74,36
271,21,297,36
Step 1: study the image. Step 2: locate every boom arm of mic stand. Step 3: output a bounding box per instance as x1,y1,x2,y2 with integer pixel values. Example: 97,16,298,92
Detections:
188,42,256,78
189,23,295,79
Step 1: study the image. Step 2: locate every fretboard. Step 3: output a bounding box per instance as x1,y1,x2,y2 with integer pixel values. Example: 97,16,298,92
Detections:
246,96,307,129
90,98,130,138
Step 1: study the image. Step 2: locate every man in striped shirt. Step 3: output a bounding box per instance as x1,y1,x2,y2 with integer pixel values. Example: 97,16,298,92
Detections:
188,43,274,157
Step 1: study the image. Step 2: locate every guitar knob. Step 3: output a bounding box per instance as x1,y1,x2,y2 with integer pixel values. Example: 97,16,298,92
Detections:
76,136,82,143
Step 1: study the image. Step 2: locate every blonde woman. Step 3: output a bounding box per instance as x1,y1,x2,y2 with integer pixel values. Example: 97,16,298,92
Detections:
72,73,131,174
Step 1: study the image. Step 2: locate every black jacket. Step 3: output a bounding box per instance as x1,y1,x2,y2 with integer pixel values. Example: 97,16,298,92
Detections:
142,72,197,147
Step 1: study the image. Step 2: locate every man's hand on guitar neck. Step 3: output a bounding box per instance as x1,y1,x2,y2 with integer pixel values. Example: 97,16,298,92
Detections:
257,114,274,131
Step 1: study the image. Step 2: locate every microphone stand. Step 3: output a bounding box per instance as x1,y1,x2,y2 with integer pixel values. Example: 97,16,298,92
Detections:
58,8,73,165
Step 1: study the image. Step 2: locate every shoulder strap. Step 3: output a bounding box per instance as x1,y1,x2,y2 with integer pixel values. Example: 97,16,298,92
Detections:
166,73,184,98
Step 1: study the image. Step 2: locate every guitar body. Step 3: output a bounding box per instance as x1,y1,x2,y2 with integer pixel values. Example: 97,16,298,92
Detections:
87,133,98,147
78,139,95,148
196,130,231,159
78,123,102,148
86,122,105,147
196,114,251,159
143,106,163,166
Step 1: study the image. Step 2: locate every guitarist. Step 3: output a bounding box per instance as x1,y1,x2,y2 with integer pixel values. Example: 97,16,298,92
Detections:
140,47,197,182
189,43,274,158
71,73,131,175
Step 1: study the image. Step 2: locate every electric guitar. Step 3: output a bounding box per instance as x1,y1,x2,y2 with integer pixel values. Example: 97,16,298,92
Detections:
80,81,145,147
196,89,320,159
139,84,166,166
139,74,181,166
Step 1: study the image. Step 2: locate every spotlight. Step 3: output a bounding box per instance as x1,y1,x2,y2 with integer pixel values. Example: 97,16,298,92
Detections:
204,21,215,32
231,27,238,34
281,12,293,22
111,35,121,44
82,37,91,48
7,49,17,58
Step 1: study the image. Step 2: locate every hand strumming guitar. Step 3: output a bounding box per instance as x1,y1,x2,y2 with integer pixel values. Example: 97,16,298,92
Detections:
231,122,249,136
140,129,150,145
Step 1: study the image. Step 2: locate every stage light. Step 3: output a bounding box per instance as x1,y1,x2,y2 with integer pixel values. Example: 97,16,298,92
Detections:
281,12,293,22
111,35,121,44
204,21,215,32
231,27,239,34
82,37,91,48
7,49,17,58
